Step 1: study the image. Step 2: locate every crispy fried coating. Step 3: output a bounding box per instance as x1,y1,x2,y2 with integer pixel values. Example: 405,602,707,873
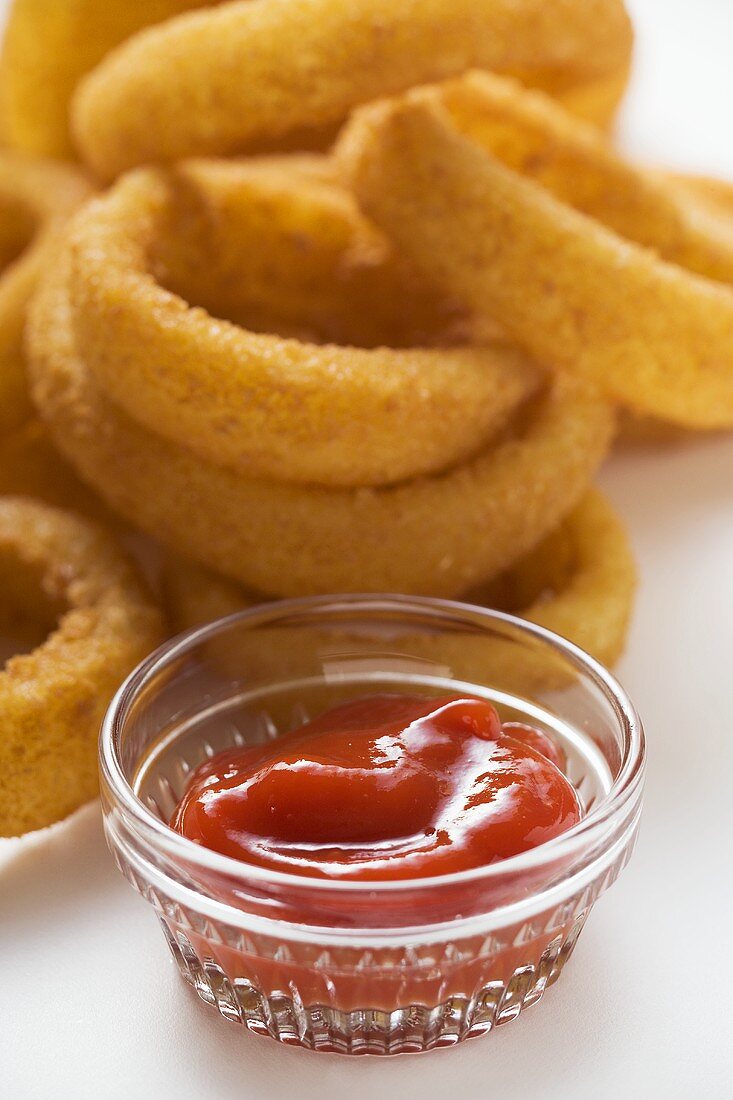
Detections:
0,0,213,158
0,497,163,836
64,156,540,488
72,0,633,180
0,153,91,435
27,242,614,598
340,74,733,428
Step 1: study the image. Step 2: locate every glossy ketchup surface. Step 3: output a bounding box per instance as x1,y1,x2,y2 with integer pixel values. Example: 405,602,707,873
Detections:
171,694,581,881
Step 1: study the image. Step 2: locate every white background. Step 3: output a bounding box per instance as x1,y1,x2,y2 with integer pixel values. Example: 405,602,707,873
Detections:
2,1,733,1097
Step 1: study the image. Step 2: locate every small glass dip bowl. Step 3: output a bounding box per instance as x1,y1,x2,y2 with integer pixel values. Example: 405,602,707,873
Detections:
100,595,645,1056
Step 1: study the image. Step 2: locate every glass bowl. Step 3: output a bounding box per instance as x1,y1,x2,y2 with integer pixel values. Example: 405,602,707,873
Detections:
99,595,645,1056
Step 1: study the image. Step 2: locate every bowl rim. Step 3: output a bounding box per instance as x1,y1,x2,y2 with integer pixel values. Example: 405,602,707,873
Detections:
100,593,646,896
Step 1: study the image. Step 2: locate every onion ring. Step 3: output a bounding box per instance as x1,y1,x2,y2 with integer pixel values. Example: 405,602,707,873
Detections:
65,156,539,488
71,0,633,180
162,490,635,667
0,0,214,158
0,497,163,836
27,242,614,598
340,74,733,429
0,153,91,435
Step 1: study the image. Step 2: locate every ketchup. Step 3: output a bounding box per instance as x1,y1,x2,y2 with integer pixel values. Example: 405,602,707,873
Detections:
171,694,581,881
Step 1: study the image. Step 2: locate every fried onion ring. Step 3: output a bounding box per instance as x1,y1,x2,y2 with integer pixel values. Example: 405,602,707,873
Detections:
27,241,614,598
341,73,733,428
64,156,539,488
71,0,633,180
161,490,635,667
0,153,91,435
0,0,214,158
0,497,163,836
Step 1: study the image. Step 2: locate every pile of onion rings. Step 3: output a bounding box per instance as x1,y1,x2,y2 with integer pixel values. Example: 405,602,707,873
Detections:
0,497,162,836
15,0,733,835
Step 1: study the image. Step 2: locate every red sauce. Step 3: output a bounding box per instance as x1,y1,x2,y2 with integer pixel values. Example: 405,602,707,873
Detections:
171,694,581,881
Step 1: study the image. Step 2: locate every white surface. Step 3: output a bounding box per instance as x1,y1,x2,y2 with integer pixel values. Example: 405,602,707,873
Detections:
2,1,733,1097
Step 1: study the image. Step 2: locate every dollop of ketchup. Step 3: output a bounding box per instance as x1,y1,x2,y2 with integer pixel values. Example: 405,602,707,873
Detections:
171,695,581,881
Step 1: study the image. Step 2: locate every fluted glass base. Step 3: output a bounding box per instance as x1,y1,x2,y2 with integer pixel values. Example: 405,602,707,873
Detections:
157,910,587,1055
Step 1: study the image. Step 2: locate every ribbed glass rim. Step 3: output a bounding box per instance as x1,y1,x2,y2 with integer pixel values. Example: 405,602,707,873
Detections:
100,594,645,896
